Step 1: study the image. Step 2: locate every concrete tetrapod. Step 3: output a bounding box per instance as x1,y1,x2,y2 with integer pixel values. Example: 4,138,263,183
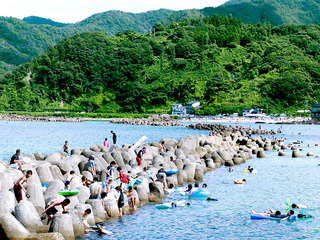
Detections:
292,150,301,158
49,213,74,238
14,201,44,231
86,199,105,224
0,190,15,214
0,213,30,239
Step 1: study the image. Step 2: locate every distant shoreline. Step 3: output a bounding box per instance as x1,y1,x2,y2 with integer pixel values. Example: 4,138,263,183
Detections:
0,113,313,125
0,114,112,123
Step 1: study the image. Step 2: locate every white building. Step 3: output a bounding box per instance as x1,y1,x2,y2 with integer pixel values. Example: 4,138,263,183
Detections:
172,101,200,115
172,103,187,115
243,108,265,117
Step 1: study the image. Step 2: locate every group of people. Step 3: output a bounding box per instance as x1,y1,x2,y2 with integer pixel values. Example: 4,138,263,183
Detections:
251,209,296,220
252,203,312,220
63,130,117,157
79,160,137,214
104,130,117,147
143,167,167,189
38,161,137,231
9,133,181,235
185,182,208,196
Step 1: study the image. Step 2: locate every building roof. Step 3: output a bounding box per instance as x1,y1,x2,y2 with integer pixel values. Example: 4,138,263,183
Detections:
243,108,253,111
311,103,320,107
187,101,200,105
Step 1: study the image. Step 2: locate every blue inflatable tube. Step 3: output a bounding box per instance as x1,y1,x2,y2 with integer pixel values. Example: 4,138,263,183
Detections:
250,214,296,220
165,170,178,175
180,189,210,198
155,200,186,209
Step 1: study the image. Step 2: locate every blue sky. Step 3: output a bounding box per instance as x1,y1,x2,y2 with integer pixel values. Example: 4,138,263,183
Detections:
1,0,229,23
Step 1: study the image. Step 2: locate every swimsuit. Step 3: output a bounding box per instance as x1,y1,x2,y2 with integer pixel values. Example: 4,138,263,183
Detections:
14,184,22,202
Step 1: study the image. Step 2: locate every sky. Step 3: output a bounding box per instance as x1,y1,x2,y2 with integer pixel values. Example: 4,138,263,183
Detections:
1,0,229,23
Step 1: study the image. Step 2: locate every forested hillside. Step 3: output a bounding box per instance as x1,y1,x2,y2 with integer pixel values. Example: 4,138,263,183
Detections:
0,9,177,79
2,0,320,79
0,17,77,79
22,16,70,27
201,0,320,25
1,16,320,114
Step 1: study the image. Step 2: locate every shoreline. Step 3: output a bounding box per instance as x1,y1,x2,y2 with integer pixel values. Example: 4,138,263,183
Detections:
178,116,312,125
0,112,313,126
0,124,283,239
0,114,83,123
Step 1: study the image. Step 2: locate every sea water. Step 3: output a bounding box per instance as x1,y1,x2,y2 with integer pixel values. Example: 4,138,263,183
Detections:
1,120,320,239
0,121,207,161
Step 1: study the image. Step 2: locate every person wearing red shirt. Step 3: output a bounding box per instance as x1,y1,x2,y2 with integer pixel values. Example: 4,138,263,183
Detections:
117,167,128,190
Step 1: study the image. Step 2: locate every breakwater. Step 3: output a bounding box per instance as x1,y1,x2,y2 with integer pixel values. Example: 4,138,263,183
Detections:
187,123,276,135
0,127,286,239
0,114,82,122
110,115,182,126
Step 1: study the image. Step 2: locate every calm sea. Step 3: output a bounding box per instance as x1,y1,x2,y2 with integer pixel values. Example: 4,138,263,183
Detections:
1,120,319,239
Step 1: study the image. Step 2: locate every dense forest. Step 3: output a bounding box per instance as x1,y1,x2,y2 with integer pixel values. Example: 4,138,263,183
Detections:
1,15,320,115
22,16,70,27
2,0,320,79
205,0,320,26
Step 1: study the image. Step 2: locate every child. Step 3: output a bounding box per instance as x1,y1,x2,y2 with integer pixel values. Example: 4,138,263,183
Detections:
117,167,128,190
158,141,165,156
42,198,70,225
88,155,96,176
143,167,154,181
185,184,193,196
106,161,116,181
105,179,113,193
97,223,112,235
104,138,110,148
126,186,137,210
115,186,124,216
127,171,135,183
136,147,146,166
63,141,69,155
65,170,75,190
14,170,32,203
82,208,91,228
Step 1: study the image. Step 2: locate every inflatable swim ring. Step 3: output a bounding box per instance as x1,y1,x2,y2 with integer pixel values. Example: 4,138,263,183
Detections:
165,170,178,175
127,177,143,189
251,214,296,220
234,179,246,184
180,189,210,198
244,169,257,173
58,189,79,196
155,200,186,209
164,188,175,194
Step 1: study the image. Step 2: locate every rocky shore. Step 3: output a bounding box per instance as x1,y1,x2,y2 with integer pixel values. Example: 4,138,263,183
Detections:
110,115,182,126
0,127,296,240
0,114,82,123
187,123,276,135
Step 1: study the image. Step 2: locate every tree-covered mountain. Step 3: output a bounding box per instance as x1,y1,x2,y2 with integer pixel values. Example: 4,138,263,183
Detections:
71,9,175,36
22,16,70,27
2,0,320,79
1,15,320,114
0,17,78,79
201,0,320,25
0,9,180,79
